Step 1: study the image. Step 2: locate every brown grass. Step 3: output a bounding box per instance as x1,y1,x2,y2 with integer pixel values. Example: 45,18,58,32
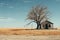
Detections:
0,28,60,35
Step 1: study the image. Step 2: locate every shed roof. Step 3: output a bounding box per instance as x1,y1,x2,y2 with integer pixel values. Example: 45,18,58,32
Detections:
41,20,53,24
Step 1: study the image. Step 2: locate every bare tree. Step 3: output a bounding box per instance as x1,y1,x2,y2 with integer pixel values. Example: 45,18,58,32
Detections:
27,5,49,29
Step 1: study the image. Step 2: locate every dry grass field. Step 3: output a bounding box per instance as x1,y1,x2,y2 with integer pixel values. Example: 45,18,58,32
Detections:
0,35,60,40
0,28,60,40
0,28,60,35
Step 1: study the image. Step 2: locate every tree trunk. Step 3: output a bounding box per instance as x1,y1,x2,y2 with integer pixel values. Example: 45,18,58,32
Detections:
39,24,41,29
36,21,41,29
36,23,39,29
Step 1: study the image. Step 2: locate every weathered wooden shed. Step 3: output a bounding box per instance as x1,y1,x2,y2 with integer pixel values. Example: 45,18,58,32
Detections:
41,20,53,29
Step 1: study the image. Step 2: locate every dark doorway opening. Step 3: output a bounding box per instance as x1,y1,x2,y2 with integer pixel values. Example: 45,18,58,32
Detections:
45,24,48,29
